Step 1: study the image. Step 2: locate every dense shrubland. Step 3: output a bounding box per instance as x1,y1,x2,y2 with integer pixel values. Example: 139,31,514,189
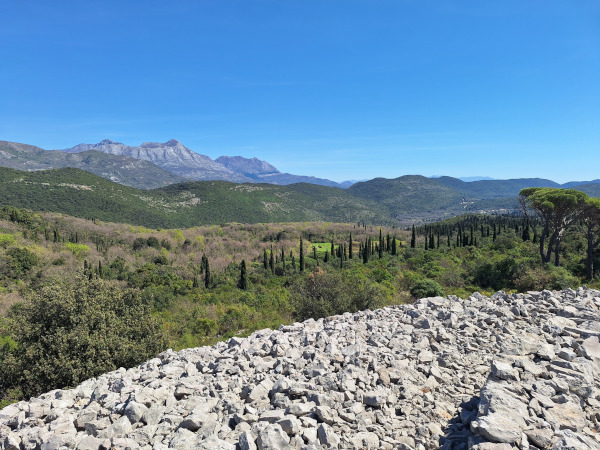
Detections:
0,192,599,405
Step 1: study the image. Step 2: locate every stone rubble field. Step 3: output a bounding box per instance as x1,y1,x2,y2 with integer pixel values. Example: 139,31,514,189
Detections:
1,288,600,450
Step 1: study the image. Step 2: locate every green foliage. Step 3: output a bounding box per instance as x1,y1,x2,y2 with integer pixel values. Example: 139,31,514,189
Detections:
0,233,17,248
1,274,165,398
64,242,90,257
4,247,39,278
409,279,445,299
292,269,387,321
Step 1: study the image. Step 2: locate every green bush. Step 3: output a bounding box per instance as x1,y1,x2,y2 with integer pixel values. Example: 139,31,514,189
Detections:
409,279,445,299
1,274,166,398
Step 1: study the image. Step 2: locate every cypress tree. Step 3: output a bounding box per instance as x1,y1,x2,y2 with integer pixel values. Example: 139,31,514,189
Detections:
238,260,248,290
392,237,397,255
299,238,305,272
324,249,329,263
378,231,383,259
349,233,353,259
522,220,531,241
424,235,428,250
363,240,369,264
410,225,416,248
192,275,199,288
204,258,210,288
429,232,434,250
493,224,497,241
281,249,286,274
313,246,317,261
331,239,335,258
263,249,268,270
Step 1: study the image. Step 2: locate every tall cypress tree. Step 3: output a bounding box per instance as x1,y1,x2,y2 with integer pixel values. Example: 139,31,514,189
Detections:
363,240,369,264
238,260,248,290
269,247,275,273
411,225,416,248
263,249,268,270
392,237,397,255
204,258,210,288
349,233,353,259
522,220,531,241
299,238,305,272
378,229,383,259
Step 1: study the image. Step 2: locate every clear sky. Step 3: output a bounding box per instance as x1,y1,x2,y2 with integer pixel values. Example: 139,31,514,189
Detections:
1,1,599,183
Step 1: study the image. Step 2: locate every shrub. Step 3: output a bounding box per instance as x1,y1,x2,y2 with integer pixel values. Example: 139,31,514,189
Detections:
0,233,16,248
409,279,445,299
64,242,90,258
1,274,165,398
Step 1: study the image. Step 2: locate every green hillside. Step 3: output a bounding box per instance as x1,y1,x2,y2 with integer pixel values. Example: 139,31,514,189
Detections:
1,166,599,227
0,167,392,228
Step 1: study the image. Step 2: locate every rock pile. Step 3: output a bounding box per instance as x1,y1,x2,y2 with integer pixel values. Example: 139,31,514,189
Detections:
1,288,599,449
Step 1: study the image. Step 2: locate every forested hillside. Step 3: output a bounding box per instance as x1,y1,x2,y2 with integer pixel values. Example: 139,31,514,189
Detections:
3,166,600,227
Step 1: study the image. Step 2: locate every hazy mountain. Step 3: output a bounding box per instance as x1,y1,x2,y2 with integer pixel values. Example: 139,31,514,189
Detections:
216,156,279,177
0,141,186,189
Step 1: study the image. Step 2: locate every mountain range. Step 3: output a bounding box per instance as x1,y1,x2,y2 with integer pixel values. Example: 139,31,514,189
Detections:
1,164,599,228
0,139,352,189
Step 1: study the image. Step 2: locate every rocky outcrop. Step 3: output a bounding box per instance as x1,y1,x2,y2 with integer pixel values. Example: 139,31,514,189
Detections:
63,140,251,183
1,288,599,449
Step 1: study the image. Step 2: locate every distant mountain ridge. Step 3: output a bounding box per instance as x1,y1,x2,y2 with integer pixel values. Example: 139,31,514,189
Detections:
0,141,186,189
59,139,351,188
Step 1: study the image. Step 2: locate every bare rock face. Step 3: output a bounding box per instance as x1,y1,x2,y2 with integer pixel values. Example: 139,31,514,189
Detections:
1,288,600,449
63,139,252,182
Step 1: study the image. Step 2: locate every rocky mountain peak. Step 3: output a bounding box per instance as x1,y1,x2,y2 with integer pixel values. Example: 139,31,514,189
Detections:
97,139,121,146
139,140,185,150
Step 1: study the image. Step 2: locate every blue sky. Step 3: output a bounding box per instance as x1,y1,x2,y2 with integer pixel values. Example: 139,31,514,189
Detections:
1,1,598,183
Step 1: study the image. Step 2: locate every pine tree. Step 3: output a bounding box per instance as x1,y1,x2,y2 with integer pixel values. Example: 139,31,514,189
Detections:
299,238,305,272
410,225,416,248
238,260,248,290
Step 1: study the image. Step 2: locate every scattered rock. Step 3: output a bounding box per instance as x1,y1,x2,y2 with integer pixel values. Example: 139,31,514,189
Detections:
1,288,600,449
